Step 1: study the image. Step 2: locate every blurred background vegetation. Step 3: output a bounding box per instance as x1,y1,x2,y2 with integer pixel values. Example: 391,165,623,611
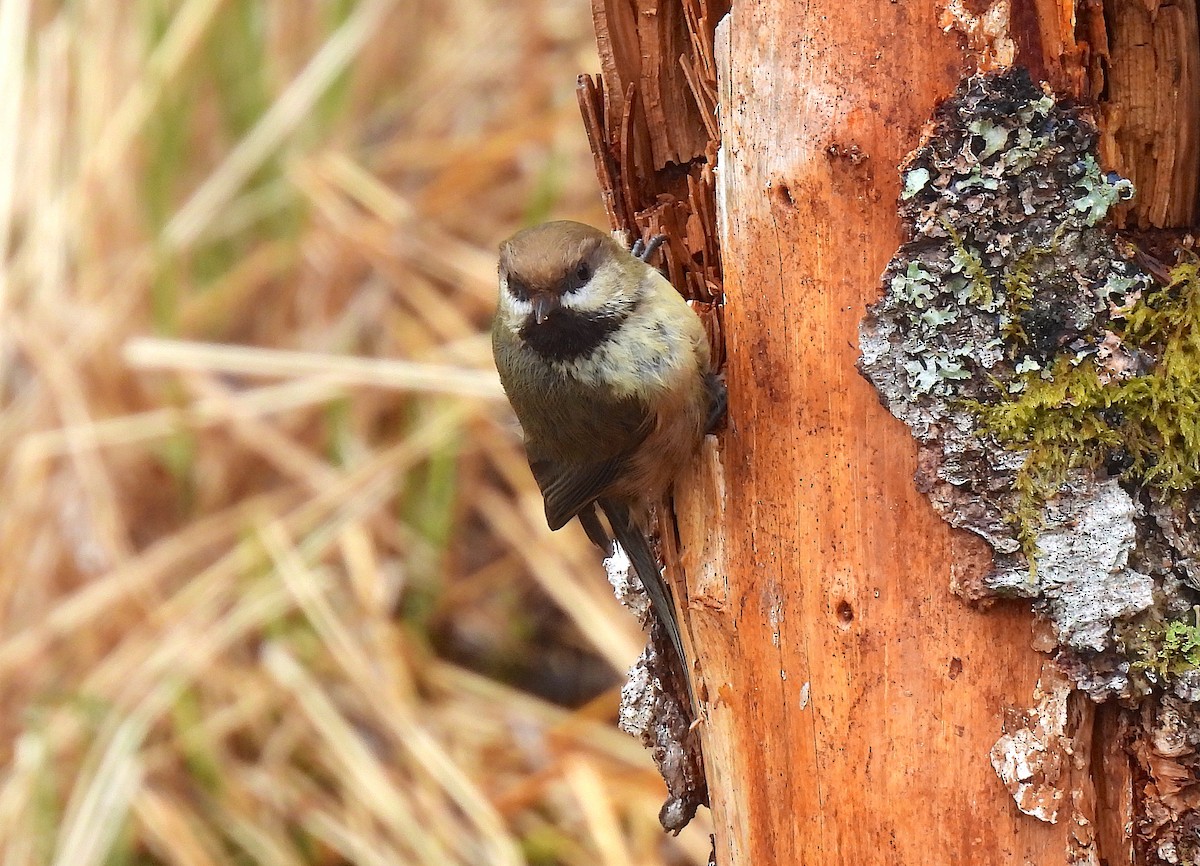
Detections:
0,1,712,863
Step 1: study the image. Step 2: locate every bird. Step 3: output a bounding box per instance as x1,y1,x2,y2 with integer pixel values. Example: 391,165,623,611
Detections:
491,219,725,674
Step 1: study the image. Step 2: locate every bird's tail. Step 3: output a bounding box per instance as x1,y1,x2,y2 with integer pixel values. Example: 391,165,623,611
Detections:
593,500,687,674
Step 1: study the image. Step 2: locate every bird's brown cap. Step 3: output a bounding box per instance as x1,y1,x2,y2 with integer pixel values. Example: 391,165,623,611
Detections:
499,221,613,294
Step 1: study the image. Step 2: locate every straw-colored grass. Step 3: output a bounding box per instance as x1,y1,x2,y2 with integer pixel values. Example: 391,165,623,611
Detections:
0,2,712,863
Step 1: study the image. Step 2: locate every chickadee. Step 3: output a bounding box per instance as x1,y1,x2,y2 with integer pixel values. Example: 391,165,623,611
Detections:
492,220,724,671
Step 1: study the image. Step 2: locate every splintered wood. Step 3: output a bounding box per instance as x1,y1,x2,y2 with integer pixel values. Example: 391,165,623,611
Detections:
578,0,727,325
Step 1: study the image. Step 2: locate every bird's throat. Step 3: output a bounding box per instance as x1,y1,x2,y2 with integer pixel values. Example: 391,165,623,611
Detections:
518,307,627,362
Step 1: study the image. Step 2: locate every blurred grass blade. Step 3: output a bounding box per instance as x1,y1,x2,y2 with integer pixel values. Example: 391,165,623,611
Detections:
0,0,709,863
91,0,226,179
163,0,395,249
0,0,30,313
124,337,506,400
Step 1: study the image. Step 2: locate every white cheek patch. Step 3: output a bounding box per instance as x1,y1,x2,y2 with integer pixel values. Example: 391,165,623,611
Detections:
498,276,533,320
559,279,604,312
559,263,639,315
503,295,533,318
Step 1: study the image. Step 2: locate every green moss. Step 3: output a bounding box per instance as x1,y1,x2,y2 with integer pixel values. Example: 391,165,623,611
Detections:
942,220,996,311
971,258,1200,559
997,225,1070,350
1124,607,1200,681
1120,260,1200,487
998,246,1040,347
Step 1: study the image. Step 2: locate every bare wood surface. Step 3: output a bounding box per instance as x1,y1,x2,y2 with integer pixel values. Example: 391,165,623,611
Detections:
670,3,1080,863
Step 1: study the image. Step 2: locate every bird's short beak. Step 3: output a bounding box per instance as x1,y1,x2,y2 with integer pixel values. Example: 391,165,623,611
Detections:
532,293,559,325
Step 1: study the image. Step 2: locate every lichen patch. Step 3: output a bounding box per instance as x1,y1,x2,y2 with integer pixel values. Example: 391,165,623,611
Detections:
859,68,1198,704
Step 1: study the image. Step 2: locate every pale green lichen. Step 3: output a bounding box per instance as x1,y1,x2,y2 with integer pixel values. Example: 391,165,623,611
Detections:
870,85,1144,404
1070,155,1136,226
901,167,930,201
947,236,996,311
890,261,937,308
888,258,981,394
967,119,1009,160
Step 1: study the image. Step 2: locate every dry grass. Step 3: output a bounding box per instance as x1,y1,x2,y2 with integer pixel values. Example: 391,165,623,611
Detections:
0,2,712,863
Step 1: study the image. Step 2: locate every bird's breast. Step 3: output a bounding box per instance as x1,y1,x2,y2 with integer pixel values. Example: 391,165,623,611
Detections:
538,310,693,399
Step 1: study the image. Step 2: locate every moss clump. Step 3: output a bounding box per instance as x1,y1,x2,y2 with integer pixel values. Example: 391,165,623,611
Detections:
1124,607,1200,682
972,259,1200,556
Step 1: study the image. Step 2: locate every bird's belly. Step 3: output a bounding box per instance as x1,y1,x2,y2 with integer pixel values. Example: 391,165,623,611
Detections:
609,384,706,504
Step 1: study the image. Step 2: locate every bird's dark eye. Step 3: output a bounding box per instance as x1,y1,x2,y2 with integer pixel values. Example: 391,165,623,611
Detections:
507,278,530,302
560,261,594,295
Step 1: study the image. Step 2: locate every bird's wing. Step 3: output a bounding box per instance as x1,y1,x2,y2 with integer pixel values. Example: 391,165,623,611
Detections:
526,394,653,531
530,456,627,531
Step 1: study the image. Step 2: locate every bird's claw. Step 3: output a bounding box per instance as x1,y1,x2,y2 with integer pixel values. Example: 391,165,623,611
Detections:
632,233,667,263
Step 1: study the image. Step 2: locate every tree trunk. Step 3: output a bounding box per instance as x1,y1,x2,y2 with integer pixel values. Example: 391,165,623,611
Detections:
583,1,1200,864
677,3,1070,863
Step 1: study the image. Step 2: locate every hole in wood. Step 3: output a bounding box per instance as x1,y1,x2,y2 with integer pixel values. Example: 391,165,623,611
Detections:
835,600,854,624
770,179,797,210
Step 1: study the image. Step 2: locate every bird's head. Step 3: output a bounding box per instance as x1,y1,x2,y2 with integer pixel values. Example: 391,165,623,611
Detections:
496,221,644,345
